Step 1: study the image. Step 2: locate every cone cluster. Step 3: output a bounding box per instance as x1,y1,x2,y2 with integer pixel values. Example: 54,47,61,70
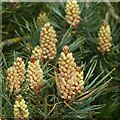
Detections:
56,45,84,100
26,58,43,93
36,11,48,27
65,0,81,28
14,95,29,119
97,21,112,53
31,45,42,60
6,57,25,94
40,22,57,60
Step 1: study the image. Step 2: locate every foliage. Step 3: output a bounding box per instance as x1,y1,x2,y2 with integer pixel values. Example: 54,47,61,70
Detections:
1,1,120,119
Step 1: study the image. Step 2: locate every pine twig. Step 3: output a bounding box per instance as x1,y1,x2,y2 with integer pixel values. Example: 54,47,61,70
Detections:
64,101,77,113
44,103,57,120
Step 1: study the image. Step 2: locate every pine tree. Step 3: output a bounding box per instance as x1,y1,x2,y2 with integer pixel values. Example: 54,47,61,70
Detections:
1,1,120,119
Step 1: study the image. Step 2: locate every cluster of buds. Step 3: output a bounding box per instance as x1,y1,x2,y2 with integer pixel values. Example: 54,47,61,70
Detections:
14,95,29,119
97,21,112,53
36,11,48,27
31,45,42,60
26,58,44,94
56,45,84,101
6,57,25,94
65,0,81,28
40,22,57,60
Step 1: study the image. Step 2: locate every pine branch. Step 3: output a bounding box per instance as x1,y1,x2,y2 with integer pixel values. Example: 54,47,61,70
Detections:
2,1,119,119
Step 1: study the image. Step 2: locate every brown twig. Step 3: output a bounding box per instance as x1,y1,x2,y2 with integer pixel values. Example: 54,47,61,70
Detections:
64,100,77,113
44,103,57,119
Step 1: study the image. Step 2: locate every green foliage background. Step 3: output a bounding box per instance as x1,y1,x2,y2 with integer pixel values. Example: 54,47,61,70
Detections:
1,1,120,119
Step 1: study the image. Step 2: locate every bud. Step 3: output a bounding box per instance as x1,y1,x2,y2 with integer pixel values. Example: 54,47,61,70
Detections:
65,0,81,28
36,11,48,27
31,45,42,60
14,95,29,119
56,45,84,101
6,57,25,94
26,58,43,94
23,43,33,53
97,21,112,53
40,22,57,60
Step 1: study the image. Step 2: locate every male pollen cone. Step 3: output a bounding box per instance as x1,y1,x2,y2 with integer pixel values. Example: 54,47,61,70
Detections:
56,45,84,101
40,22,57,61
14,95,29,119
6,57,25,94
97,21,112,54
65,0,81,29
26,58,43,94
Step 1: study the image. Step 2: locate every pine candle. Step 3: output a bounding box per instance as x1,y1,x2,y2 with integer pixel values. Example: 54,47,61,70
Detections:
65,0,81,28
56,45,84,100
6,57,25,94
40,22,57,60
14,95,29,119
26,58,43,94
97,21,112,53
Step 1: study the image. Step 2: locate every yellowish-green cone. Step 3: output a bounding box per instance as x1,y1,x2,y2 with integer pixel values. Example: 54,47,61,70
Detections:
97,21,112,53
36,11,48,27
65,0,81,28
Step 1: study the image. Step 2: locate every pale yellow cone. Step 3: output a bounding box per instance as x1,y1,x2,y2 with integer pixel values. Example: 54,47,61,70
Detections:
57,45,84,101
6,57,25,94
65,0,81,28
14,95,29,119
31,45,42,60
40,22,57,60
75,65,84,93
97,21,112,53
26,58,43,94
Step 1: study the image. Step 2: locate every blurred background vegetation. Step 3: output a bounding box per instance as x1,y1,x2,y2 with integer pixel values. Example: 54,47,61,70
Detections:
1,1,120,119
